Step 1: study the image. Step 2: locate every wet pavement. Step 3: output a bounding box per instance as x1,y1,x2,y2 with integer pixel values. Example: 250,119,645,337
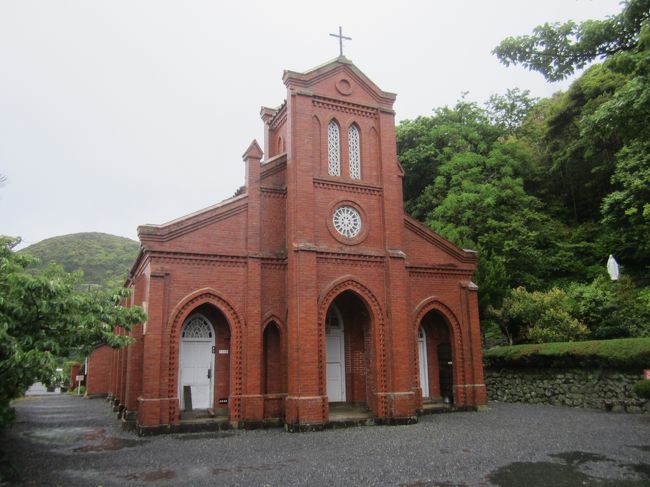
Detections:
0,394,649,486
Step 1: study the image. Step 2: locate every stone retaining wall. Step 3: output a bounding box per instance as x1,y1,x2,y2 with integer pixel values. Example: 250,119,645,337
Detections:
485,368,650,413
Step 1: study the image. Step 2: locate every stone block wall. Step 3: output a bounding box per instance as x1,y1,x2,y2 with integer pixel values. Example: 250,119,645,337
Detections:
485,368,650,413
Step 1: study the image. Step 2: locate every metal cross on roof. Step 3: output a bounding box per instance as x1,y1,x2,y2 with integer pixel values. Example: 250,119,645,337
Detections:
329,26,351,57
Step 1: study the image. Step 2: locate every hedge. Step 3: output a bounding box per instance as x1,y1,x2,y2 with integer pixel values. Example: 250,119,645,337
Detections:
484,338,650,370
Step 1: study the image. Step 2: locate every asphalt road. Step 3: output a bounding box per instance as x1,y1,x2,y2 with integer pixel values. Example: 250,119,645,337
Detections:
1,394,649,486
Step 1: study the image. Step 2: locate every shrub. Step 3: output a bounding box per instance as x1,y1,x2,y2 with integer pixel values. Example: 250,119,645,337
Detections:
632,380,650,399
484,337,650,369
490,286,590,344
566,275,650,339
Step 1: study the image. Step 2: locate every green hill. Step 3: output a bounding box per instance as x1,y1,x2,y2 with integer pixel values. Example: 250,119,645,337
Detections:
20,232,140,289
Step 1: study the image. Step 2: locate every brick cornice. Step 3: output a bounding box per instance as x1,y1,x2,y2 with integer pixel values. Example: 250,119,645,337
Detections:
406,265,474,278
316,251,385,267
312,95,379,119
149,251,247,267
260,186,287,198
142,250,288,270
313,177,382,196
268,101,287,129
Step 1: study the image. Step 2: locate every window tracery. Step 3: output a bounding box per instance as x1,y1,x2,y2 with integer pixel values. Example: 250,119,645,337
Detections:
348,124,361,179
181,315,213,339
327,120,341,176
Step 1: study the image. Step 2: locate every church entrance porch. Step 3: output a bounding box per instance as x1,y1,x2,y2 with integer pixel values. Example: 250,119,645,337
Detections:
417,309,454,408
325,291,373,417
179,304,231,419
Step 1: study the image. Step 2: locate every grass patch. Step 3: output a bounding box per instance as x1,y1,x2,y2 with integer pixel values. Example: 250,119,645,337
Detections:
484,337,650,369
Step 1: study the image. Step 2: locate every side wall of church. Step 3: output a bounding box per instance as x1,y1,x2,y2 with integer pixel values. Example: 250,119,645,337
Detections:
86,345,113,397
406,272,486,407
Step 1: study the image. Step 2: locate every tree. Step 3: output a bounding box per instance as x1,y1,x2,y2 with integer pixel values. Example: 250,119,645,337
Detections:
493,0,650,277
397,100,502,219
493,0,650,81
397,99,578,320
0,236,146,427
485,88,539,134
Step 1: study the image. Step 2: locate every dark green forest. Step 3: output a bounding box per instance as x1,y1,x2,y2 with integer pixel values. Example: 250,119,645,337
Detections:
20,232,140,289
397,0,650,345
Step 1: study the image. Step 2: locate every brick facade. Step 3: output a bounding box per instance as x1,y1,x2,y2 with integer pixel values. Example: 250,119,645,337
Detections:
94,57,487,432
86,345,112,397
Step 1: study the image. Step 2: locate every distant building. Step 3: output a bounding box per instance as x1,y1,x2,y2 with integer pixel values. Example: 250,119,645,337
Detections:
89,57,486,433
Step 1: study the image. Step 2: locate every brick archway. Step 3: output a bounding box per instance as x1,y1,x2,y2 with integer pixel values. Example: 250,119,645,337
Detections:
412,298,466,405
318,277,388,416
167,288,244,421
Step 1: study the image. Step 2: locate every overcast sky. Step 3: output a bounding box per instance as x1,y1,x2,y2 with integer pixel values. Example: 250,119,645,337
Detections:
0,0,623,248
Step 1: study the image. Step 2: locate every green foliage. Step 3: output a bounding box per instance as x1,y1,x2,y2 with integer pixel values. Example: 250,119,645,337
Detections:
632,379,650,398
484,337,650,369
397,100,501,218
19,232,140,289
486,88,539,133
492,0,650,277
489,287,589,344
566,275,650,339
396,0,650,346
493,0,650,81
69,385,86,395
0,236,146,428
62,360,81,386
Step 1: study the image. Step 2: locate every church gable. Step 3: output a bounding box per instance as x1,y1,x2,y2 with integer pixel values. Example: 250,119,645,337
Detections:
402,215,477,269
283,57,396,110
137,195,249,254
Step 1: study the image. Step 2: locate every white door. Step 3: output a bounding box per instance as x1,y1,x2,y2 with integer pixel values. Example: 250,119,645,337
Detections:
418,327,429,398
326,305,346,402
180,315,214,410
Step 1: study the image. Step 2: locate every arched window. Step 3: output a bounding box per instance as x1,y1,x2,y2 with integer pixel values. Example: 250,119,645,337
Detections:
277,136,284,154
181,315,213,338
327,120,341,176
348,124,361,179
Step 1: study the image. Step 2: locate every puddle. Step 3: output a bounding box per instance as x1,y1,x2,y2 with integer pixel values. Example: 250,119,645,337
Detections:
73,437,142,452
489,461,592,487
488,450,650,487
549,451,609,465
118,469,176,482
24,427,103,445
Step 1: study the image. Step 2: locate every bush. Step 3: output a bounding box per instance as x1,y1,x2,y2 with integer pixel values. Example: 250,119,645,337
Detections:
489,286,590,344
566,275,650,339
632,380,650,399
484,337,650,369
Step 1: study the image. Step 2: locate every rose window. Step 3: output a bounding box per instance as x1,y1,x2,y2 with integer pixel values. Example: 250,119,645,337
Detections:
332,206,362,238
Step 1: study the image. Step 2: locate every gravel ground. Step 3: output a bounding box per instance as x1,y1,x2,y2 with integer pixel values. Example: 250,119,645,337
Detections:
1,394,649,486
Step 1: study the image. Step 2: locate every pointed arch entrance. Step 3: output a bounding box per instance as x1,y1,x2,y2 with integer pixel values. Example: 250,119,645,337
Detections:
324,290,372,405
418,309,455,404
178,303,231,413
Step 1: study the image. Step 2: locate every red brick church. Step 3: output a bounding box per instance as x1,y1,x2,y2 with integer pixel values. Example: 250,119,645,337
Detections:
88,55,487,433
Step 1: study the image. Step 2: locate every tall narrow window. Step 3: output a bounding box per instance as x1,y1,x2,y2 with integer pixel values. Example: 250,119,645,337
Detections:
348,124,361,179
327,120,341,176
